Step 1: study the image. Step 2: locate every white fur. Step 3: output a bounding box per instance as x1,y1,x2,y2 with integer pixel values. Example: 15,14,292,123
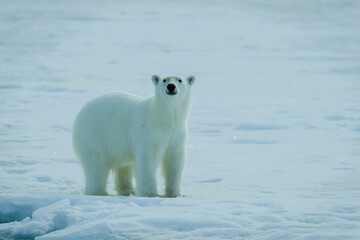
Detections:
72,75,195,197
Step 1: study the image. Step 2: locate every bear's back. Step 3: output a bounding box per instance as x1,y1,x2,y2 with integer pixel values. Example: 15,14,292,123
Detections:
73,92,143,161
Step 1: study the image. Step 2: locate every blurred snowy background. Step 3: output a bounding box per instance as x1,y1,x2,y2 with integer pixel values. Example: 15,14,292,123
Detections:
0,0,360,239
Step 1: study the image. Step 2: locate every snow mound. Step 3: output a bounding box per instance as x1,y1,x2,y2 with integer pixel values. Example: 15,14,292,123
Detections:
1,194,360,239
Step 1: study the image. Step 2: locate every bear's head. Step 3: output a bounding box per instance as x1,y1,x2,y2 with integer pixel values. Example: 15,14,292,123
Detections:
152,75,195,103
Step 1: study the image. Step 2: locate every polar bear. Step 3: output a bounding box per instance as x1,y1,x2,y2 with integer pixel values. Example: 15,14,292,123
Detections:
72,75,195,197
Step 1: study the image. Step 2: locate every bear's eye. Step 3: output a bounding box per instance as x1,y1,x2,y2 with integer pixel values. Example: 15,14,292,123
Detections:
178,79,182,83
163,79,167,82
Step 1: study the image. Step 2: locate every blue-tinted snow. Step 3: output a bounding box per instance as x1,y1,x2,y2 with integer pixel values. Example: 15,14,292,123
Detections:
1,0,360,239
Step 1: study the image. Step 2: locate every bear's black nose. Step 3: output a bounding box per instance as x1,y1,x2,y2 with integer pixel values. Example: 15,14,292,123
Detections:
167,84,176,92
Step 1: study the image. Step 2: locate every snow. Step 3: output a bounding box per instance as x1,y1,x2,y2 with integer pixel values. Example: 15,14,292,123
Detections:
1,0,360,239
1,194,358,240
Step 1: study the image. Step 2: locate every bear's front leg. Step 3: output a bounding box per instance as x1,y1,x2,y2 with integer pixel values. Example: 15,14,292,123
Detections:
162,148,185,198
135,151,159,197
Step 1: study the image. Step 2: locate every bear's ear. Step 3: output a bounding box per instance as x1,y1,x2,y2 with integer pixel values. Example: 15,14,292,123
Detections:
152,75,161,85
187,75,195,86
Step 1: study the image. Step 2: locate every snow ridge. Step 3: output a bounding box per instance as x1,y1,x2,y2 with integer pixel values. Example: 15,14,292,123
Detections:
1,194,359,240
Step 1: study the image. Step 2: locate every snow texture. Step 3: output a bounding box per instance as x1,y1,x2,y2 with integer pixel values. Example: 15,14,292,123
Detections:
1,0,360,239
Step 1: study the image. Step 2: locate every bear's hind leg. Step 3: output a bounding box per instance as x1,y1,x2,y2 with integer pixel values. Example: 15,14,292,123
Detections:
115,165,134,196
82,159,110,195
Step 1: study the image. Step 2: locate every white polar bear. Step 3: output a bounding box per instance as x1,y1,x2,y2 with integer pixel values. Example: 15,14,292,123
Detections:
72,75,195,197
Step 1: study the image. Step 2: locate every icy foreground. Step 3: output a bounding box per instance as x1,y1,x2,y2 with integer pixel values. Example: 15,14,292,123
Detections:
1,0,360,239
0,193,359,240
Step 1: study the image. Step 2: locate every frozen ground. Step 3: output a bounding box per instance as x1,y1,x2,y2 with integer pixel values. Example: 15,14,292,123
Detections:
1,0,360,239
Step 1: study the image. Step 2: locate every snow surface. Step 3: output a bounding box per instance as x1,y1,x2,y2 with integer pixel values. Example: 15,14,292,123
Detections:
1,0,360,239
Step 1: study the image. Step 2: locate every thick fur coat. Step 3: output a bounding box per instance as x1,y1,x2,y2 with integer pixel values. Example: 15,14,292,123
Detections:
72,75,195,197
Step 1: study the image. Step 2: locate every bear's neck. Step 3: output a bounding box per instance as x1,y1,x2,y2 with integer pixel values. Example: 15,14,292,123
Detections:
152,94,191,125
